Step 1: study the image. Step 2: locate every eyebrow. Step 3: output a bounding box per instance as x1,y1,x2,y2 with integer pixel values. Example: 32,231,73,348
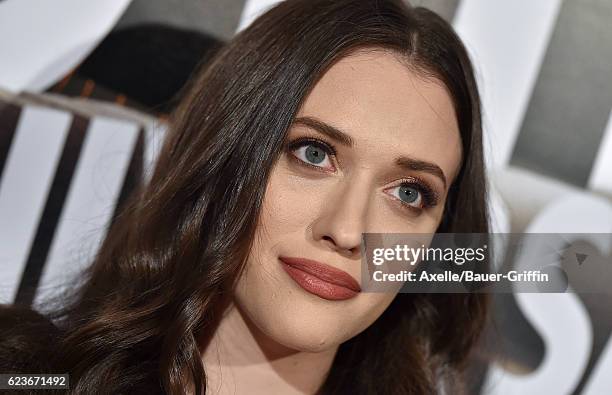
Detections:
293,116,448,188
294,116,355,147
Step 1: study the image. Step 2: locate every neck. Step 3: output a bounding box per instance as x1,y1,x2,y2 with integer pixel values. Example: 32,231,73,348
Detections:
201,303,338,395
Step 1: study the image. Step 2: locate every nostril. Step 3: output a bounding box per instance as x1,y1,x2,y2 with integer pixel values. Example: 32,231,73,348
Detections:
323,235,334,244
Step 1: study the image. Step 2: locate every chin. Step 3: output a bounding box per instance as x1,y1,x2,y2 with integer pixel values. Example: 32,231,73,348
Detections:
266,317,348,353
245,303,355,353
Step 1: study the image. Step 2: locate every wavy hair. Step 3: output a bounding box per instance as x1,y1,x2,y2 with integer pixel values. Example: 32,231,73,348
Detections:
0,0,489,393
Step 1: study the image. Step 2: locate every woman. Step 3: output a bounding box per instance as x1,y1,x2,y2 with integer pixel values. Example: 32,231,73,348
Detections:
0,0,489,393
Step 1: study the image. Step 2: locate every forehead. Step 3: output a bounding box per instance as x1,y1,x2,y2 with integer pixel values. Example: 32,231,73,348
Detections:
297,49,462,184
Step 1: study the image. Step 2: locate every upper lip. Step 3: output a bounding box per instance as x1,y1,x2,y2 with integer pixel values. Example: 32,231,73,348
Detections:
279,256,361,292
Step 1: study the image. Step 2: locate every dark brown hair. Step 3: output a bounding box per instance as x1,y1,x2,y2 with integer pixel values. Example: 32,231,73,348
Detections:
0,0,488,393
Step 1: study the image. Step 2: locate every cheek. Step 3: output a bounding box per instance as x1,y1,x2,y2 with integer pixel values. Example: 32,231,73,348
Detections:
374,209,445,234
257,166,321,235
349,292,398,334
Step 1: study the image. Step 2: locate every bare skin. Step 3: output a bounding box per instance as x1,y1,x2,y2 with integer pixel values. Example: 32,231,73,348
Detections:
201,49,462,394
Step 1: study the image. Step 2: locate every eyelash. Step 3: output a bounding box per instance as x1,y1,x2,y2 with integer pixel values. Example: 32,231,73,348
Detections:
284,137,440,213
394,178,439,210
285,137,336,170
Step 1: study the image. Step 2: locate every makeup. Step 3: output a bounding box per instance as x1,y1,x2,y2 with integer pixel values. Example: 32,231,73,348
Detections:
279,256,361,300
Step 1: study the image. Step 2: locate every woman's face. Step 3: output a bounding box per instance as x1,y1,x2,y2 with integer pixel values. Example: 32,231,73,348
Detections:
234,50,462,352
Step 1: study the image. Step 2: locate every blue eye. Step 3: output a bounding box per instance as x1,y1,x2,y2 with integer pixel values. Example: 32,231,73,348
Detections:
386,180,438,211
303,145,327,164
288,139,334,169
389,184,422,207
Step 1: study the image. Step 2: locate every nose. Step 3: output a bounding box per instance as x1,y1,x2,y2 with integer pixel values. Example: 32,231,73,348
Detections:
311,178,371,257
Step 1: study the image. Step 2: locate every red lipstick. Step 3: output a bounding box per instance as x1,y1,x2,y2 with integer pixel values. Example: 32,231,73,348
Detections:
279,256,361,300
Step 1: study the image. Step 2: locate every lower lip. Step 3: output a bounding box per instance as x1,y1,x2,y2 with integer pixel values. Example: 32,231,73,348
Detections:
279,259,359,301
